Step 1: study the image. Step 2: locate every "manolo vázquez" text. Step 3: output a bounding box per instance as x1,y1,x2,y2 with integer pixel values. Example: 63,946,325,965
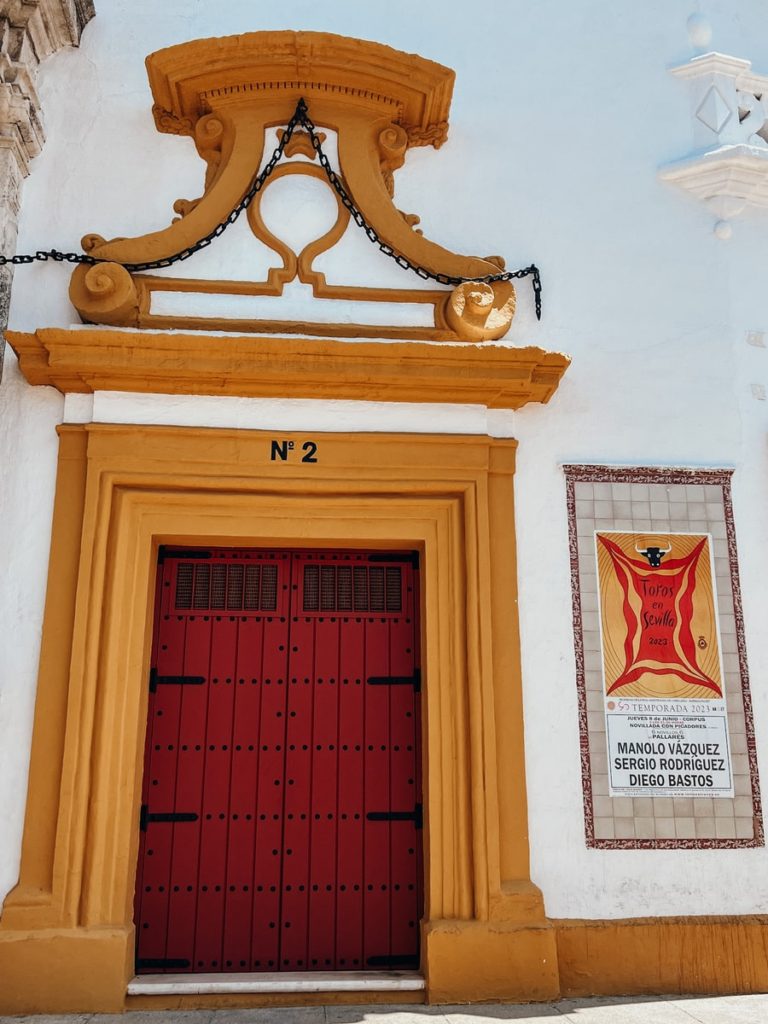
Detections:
613,740,725,788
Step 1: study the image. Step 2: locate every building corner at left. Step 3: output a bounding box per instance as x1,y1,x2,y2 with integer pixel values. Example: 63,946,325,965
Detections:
0,0,95,379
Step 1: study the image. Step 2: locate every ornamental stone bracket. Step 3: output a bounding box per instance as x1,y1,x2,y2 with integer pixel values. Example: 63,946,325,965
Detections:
659,52,768,233
70,32,521,343
0,0,95,376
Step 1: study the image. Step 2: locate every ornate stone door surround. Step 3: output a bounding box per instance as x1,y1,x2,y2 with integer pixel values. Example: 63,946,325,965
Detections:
0,425,557,1011
0,31,567,1012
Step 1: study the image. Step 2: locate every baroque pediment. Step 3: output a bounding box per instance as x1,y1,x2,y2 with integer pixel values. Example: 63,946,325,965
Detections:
68,32,533,344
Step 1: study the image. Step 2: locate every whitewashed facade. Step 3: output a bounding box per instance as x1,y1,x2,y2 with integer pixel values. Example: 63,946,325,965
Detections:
1,0,768,1008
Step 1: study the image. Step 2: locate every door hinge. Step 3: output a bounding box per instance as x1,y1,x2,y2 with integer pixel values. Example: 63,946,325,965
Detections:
149,668,206,693
366,802,422,829
367,668,421,693
140,804,199,832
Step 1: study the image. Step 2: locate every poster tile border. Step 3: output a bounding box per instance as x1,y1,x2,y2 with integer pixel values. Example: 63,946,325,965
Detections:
564,463,764,850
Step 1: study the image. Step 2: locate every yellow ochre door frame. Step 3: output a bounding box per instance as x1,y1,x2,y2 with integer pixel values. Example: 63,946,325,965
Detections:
0,424,556,1013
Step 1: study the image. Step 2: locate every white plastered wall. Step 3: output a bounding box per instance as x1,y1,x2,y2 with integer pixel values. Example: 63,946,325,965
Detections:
2,0,768,919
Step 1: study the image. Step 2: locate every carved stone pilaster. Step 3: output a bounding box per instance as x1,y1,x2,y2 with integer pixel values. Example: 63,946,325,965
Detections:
0,0,95,378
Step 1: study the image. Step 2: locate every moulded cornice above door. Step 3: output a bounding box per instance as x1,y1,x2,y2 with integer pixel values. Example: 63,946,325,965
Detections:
6,328,570,410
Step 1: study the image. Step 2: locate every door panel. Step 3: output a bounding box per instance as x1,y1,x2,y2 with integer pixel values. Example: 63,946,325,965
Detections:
134,548,422,973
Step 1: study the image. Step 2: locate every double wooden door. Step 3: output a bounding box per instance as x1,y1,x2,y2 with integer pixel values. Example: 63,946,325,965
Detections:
134,547,423,973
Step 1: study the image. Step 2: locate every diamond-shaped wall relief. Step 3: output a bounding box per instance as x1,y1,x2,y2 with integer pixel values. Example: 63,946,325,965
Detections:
696,85,732,133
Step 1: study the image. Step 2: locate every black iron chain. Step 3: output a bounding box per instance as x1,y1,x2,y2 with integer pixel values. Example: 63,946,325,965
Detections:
298,100,542,319
0,100,307,276
0,97,542,319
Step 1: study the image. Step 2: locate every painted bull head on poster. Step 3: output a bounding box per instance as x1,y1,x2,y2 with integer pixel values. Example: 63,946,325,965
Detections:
635,542,672,567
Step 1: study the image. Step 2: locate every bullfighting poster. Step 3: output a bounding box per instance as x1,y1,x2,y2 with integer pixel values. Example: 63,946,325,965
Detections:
595,531,733,798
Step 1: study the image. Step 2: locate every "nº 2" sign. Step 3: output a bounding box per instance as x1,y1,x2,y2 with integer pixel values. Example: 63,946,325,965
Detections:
270,439,318,463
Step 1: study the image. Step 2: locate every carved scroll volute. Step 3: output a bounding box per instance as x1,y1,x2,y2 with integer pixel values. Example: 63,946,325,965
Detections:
377,123,408,197
172,114,229,220
69,263,140,326
444,281,516,342
339,111,516,341
194,113,228,194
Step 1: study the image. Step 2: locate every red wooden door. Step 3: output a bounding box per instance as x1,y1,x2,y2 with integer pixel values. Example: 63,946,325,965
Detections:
134,547,423,974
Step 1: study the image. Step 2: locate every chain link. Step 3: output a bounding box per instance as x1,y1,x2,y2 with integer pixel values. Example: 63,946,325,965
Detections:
0,98,542,319
299,101,542,318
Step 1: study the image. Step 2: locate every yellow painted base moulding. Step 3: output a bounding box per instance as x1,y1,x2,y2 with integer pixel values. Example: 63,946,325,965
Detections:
7,328,570,409
123,914,768,1008
555,914,768,996
2,916,768,1012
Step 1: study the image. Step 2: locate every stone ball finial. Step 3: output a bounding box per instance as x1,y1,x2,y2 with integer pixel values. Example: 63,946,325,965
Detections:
687,13,713,50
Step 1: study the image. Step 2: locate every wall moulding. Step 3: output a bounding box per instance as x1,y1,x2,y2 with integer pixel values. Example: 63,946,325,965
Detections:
69,32,525,342
7,328,570,408
660,51,768,228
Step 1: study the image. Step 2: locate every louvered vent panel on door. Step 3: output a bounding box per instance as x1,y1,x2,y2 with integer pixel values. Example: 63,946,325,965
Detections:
174,561,279,612
302,563,402,614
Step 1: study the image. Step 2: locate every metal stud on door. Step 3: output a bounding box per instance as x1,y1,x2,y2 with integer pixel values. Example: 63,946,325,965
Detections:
134,548,423,973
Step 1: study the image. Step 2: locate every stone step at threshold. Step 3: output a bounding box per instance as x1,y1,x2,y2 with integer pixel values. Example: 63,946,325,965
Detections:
128,971,425,996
